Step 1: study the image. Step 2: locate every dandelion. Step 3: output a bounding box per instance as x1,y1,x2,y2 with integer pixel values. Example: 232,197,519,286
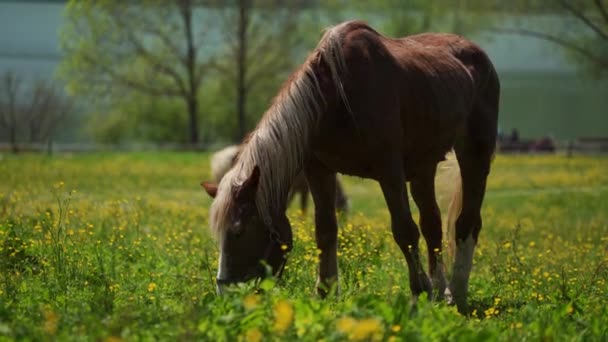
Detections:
566,304,574,315
147,282,157,292
337,316,383,341
243,328,262,342
336,316,357,335
351,318,383,341
511,322,523,329
391,325,401,333
42,306,59,335
484,306,499,318
243,294,260,311
273,299,294,334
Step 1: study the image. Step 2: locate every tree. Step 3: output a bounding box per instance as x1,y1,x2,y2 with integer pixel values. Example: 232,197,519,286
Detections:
325,0,499,37
60,0,212,145
211,0,315,141
0,71,73,153
491,0,608,76
0,72,20,153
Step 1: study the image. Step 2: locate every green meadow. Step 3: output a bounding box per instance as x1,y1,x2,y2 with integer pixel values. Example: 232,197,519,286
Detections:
1,152,607,341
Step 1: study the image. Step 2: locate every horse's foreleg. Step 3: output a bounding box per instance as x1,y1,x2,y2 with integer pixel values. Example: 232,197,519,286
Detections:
410,167,447,301
305,159,339,297
379,158,432,300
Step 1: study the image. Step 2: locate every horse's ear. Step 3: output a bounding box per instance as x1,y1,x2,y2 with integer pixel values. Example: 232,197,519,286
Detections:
201,181,218,198
235,166,260,202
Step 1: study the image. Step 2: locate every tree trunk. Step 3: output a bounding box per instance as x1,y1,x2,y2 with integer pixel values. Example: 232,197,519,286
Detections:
9,125,18,154
186,94,199,147
181,0,200,146
236,0,249,142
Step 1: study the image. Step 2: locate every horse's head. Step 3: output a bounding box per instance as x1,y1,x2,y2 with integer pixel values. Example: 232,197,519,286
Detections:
202,165,292,293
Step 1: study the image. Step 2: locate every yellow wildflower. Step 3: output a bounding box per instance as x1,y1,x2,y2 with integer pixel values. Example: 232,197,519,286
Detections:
243,328,262,342
147,282,157,292
243,294,260,311
42,307,59,335
337,316,383,341
566,304,574,315
336,316,357,335
351,318,384,341
273,299,294,334
484,306,499,318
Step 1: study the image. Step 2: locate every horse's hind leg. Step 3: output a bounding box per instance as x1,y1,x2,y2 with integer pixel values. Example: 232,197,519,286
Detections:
448,102,497,313
410,165,447,300
379,157,432,299
304,158,339,297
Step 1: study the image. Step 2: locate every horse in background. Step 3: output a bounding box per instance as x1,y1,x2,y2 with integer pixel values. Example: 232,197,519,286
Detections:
202,20,499,314
210,145,350,214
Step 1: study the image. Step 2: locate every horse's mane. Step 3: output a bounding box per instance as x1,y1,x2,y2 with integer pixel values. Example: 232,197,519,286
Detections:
209,21,370,238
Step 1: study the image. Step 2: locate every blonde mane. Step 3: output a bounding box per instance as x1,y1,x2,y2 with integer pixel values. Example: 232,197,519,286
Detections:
209,22,353,239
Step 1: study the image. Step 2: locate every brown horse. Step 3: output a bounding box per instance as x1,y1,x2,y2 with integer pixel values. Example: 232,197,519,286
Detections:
202,20,499,314
210,144,349,214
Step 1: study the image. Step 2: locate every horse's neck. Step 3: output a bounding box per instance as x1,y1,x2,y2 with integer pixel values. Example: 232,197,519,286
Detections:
241,64,321,220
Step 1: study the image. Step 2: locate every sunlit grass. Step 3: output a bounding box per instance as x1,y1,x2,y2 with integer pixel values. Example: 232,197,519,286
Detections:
0,152,607,340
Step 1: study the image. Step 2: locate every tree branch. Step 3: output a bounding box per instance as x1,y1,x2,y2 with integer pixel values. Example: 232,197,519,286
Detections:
594,0,608,24
112,14,188,96
490,27,608,70
559,0,608,41
81,54,183,97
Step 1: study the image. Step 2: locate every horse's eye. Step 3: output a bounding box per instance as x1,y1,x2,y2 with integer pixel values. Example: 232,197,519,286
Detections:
233,220,243,236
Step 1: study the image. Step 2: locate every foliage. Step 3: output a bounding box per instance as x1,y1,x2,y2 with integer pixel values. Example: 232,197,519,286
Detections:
0,153,607,340
60,0,215,144
492,0,608,77
59,1,323,144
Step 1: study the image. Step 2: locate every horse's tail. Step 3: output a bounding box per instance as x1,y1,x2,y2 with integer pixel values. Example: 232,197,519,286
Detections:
436,151,462,261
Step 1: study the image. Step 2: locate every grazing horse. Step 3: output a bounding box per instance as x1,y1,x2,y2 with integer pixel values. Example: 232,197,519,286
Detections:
202,20,499,314
210,144,349,214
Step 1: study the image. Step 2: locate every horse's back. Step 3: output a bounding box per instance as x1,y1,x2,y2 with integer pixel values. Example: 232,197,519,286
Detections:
312,22,497,179
405,33,500,159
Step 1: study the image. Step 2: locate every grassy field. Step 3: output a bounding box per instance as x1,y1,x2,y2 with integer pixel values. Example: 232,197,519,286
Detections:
0,152,607,341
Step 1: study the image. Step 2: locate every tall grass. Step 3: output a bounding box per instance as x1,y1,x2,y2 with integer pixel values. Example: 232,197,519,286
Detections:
0,152,607,341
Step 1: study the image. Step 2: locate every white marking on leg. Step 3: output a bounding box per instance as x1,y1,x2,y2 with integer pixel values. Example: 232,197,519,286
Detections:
431,260,447,301
317,245,339,295
448,235,475,309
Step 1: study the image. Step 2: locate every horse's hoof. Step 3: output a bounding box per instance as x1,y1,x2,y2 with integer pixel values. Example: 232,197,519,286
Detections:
445,287,469,314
